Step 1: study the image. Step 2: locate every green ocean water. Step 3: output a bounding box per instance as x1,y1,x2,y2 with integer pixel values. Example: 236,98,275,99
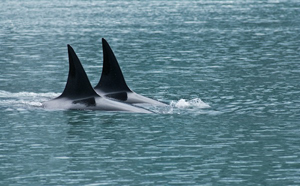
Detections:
0,1,300,185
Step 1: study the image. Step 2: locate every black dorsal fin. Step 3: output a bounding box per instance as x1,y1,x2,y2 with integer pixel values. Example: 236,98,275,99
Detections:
94,38,131,93
59,45,99,99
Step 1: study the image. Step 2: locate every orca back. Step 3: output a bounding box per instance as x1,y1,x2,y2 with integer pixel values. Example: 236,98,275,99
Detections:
94,38,131,93
59,45,99,99
94,38,167,106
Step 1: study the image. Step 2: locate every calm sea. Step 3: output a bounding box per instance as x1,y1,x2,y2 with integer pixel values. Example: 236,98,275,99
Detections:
1,0,300,185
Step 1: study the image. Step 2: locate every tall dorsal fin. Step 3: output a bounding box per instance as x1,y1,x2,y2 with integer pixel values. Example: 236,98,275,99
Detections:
59,45,99,99
94,38,131,93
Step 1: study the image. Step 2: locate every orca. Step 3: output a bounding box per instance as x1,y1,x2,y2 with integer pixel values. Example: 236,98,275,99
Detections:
43,45,152,113
94,38,167,106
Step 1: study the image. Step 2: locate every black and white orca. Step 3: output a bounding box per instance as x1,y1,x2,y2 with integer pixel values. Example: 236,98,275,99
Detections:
43,45,152,113
94,38,167,106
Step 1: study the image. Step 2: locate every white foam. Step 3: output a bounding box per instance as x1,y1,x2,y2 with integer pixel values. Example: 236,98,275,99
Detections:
0,90,59,109
0,90,59,99
171,98,210,109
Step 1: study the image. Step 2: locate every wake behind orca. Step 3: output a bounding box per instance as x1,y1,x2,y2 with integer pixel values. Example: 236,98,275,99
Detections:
43,45,152,113
94,38,167,106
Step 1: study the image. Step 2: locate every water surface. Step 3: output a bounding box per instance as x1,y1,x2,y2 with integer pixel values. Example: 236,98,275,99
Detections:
1,0,300,185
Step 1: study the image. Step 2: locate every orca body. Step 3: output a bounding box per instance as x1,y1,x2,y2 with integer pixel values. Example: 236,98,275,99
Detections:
94,38,167,106
43,45,152,113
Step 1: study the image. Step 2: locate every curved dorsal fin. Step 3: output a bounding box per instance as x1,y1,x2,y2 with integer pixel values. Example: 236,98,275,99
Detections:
94,38,131,93
60,45,99,99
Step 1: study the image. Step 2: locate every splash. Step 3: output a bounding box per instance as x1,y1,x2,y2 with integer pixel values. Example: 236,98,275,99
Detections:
171,98,210,109
0,90,59,109
0,90,58,99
